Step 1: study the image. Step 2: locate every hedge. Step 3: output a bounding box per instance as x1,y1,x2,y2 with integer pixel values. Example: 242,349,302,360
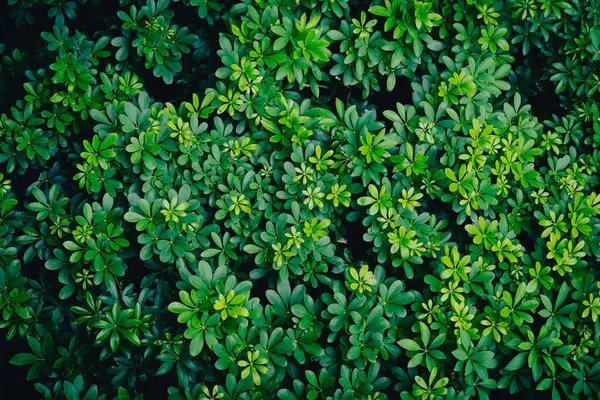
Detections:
0,0,600,399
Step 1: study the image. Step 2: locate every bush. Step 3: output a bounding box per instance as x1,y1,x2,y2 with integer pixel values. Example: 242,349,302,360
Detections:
0,0,600,399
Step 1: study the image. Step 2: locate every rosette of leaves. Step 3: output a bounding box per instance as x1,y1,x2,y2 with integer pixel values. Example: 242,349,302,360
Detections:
112,0,201,83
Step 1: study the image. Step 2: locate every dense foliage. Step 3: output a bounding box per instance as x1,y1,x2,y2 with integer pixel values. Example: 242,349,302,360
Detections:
1,0,600,398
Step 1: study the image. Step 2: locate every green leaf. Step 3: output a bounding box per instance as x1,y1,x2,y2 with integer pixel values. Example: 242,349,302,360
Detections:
505,352,527,371
10,353,40,366
398,339,421,352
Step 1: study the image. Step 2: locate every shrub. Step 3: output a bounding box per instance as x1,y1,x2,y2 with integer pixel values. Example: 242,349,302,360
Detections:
0,0,600,399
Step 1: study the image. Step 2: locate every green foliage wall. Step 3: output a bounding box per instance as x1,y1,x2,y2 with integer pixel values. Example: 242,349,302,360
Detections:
0,0,600,399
